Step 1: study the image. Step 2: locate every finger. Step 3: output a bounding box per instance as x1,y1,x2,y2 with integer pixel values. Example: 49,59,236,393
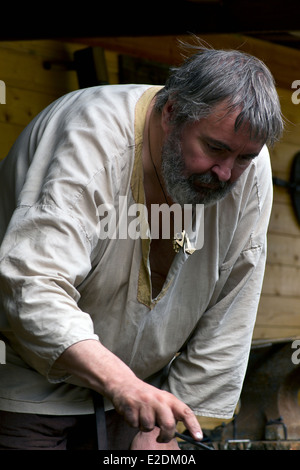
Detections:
120,403,140,429
155,408,177,443
178,406,203,441
139,405,156,433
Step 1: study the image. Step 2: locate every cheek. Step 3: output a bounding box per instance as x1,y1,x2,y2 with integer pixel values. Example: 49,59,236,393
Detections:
181,145,212,176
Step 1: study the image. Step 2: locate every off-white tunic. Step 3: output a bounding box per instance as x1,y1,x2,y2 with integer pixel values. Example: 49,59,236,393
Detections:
0,85,272,419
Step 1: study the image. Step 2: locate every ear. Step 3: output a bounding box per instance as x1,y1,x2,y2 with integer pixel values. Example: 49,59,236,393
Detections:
161,101,174,134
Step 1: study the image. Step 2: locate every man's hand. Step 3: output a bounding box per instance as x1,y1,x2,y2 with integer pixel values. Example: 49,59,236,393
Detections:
54,339,202,446
110,377,202,444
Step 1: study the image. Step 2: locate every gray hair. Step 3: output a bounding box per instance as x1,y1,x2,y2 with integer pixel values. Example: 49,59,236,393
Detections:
154,45,284,146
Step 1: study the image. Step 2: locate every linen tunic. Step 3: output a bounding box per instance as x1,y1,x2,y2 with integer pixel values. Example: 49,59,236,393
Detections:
0,84,272,418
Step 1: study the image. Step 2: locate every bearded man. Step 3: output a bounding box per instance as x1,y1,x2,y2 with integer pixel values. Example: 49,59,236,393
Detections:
0,45,283,450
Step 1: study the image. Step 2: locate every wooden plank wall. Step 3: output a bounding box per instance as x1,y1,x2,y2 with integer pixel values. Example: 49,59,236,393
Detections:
0,40,119,159
0,41,79,159
255,87,300,341
0,35,299,342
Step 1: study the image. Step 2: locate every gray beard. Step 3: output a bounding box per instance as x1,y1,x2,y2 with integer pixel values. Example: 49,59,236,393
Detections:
161,128,235,207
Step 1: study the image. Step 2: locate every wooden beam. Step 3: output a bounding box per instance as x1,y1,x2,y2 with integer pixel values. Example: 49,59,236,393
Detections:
72,34,300,89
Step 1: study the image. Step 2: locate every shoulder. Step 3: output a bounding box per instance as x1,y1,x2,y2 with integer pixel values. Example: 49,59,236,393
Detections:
250,145,273,214
230,144,273,215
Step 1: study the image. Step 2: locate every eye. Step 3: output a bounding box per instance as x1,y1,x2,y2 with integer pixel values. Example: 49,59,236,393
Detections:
206,142,223,153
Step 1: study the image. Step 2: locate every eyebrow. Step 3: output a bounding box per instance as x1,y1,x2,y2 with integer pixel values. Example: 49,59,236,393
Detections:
205,137,259,159
206,137,232,152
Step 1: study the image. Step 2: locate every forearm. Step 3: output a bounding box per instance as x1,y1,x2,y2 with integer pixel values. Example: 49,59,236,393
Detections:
53,339,136,399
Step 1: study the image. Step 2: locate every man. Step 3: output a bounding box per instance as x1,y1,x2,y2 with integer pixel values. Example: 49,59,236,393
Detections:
0,46,283,450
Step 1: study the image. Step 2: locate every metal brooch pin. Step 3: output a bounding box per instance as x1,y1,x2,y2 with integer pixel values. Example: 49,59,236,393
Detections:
172,230,195,255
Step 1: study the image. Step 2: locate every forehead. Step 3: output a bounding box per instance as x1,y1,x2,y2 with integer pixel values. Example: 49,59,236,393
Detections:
203,102,247,131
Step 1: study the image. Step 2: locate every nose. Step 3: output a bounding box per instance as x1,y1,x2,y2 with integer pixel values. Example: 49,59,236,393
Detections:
211,162,232,182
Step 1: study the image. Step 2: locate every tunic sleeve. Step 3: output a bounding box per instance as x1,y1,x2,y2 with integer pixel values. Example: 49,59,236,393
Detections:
0,203,99,382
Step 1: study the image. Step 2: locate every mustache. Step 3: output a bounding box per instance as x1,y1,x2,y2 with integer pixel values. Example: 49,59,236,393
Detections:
188,172,229,189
